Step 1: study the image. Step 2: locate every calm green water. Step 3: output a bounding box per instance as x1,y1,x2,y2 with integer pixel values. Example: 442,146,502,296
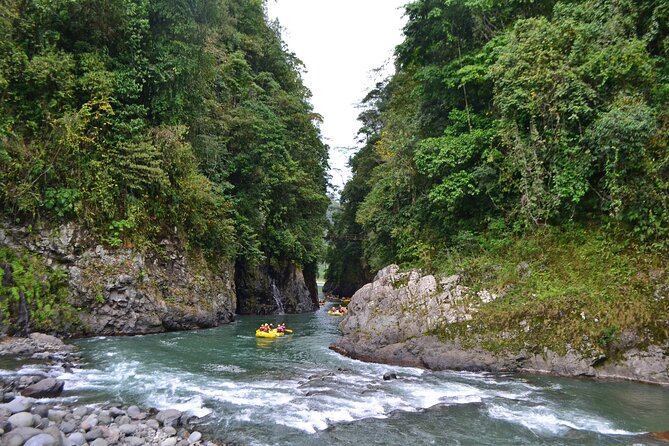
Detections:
21,306,668,445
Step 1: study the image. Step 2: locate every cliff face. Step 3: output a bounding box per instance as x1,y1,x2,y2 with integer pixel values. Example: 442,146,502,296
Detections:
235,261,318,315
0,222,236,336
331,265,669,385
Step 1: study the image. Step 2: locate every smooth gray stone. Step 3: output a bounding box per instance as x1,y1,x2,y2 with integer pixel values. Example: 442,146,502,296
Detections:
31,405,49,418
81,414,98,430
187,432,201,444
24,434,57,446
124,436,144,446
118,423,137,435
47,410,67,423
8,411,35,428
34,416,50,430
104,426,121,444
90,439,108,446
20,379,64,398
108,407,125,417
2,397,34,414
60,421,76,434
1,427,43,446
84,428,104,441
163,426,177,436
126,406,141,420
72,407,89,418
155,410,181,427
97,411,112,425
161,438,177,446
43,425,66,446
67,432,86,446
116,416,131,426
145,419,159,430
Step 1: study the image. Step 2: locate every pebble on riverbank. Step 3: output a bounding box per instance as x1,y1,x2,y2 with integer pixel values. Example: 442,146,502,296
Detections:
0,396,220,446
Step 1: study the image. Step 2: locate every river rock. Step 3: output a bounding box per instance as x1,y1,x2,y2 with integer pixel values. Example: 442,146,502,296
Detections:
72,407,89,419
90,439,108,446
187,431,201,444
109,407,125,417
2,397,34,414
126,405,142,420
43,426,67,445
31,405,49,418
85,428,103,441
80,414,98,430
59,421,76,434
97,410,112,425
161,438,177,446
163,426,177,436
68,432,86,446
155,409,181,427
2,427,43,446
124,436,144,446
119,423,137,435
8,411,35,428
383,372,398,381
23,433,57,446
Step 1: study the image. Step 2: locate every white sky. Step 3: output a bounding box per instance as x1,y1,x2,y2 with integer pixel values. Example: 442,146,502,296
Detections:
265,0,407,193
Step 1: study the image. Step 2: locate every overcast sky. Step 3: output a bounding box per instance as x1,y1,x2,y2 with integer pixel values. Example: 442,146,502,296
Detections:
265,0,407,193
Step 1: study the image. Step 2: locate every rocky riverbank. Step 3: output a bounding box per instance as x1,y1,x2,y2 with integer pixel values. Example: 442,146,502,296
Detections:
330,265,669,385
0,334,223,446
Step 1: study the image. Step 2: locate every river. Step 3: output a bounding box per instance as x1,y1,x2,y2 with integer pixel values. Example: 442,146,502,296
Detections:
39,303,667,446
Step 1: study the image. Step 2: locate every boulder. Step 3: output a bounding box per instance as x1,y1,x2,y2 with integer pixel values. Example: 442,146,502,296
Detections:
21,379,64,398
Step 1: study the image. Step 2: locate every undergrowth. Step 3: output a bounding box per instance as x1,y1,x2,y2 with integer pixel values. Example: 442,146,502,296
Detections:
429,225,669,358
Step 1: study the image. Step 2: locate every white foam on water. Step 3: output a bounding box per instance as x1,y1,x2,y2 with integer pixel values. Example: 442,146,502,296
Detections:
148,394,211,417
487,404,639,436
204,364,246,374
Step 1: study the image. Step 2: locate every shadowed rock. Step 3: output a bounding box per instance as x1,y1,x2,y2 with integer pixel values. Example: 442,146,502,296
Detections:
21,379,64,398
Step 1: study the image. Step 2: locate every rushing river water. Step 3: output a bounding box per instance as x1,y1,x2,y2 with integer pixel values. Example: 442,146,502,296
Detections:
7,304,669,445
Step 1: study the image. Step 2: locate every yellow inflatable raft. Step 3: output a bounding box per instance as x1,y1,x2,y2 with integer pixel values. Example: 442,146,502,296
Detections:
255,329,285,338
328,309,346,316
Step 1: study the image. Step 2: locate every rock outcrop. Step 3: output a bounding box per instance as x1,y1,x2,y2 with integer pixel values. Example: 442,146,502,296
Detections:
331,265,669,385
235,261,318,315
0,222,236,337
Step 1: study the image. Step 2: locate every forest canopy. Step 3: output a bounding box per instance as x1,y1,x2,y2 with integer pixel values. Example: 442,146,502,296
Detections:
0,0,329,269
327,0,669,284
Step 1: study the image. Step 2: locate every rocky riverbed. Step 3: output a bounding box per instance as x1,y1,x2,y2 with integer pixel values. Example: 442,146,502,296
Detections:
330,265,669,385
0,334,223,446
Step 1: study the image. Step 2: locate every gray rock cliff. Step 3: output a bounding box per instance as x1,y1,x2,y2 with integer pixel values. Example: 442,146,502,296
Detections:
0,222,236,336
331,265,669,385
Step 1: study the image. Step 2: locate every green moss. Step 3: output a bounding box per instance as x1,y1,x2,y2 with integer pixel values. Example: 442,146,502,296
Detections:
430,225,669,357
0,247,80,335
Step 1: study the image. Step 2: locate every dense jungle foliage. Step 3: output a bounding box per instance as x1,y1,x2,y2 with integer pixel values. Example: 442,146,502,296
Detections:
0,0,329,268
327,0,669,288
